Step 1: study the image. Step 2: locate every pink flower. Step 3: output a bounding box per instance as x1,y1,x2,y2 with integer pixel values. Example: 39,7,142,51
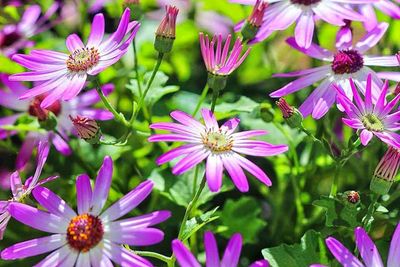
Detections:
357,1,400,31
148,109,288,192
10,8,140,108
0,141,57,240
0,74,114,169
1,157,171,266
270,22,399,119
200,33,251,76
230,0,375,48
172,231,269,267
312,222,400,267
336,74,400,148
0,4,58,57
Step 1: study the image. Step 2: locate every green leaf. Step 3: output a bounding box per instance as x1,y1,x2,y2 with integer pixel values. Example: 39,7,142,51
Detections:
262,230,328,267
219,196,267,244
313,196,339,227
181,207,219,242
126,71,179,107
215,96,259,115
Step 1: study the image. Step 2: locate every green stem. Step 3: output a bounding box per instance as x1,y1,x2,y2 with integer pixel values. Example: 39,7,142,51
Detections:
134,250,172,265
95,79,129,127
329,163,343,197
300,125,322,144
177,174,207,240
192,84,209,117
210,89,219,113
363,194,379,232
132,39,142,97
131,53,164,124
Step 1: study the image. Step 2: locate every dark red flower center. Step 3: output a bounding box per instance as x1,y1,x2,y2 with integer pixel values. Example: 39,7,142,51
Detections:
331,49,364,75
0,31,22,48
66,213,104,252
291,0,321,5
28,95,61,121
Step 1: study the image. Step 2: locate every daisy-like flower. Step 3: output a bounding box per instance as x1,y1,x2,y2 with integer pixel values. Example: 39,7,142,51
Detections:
311,222,400,267
0,141,56,240
0,74,114,169
336,74,400,148
230,0,375,48
172,231,269,267
358,1,400,31
9,8,140,108
200,33,251,77
1,156,171,266
270,22,399,119
0,4,58,57
148,108,288,192
200,33,251,91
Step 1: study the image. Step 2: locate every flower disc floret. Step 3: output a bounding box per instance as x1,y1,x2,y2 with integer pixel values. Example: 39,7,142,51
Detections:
201,130,233,153
66,213,104,252
66,47,100,72
332,49,364,75
361,114,384,132
291,0,321,5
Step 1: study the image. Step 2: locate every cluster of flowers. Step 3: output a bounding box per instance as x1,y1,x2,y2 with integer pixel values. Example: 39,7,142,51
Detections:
0,0,399,266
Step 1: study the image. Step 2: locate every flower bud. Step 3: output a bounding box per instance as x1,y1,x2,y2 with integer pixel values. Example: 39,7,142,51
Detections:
342,190,360,206
154,5,179,53
123,0,142,21
207,73,228,92
241,0,267,41
69,115,101,144
259,102,275,122
370,146,400,195
276,98,303,128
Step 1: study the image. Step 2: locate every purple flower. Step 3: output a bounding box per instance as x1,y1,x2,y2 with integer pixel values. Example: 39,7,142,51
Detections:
270,22,399,119
200,33,251,76
0,141,56,240
0,4,58,57
1,156,171,266
172,231,269,267
358,1,400,31
230,0,374,48
336,74,400,148
156,5,179,39
148,108,288,192
9,8,140,108
311,222,400,267
0,74,114,169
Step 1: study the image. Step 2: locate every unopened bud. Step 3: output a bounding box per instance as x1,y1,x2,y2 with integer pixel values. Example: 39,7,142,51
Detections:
123,0,142,20
207,73,228,92
276,98,303,128
259,102,275,123
70,115,101,144
154,5,179,53
343,190,360,206
241,0,267,41
370,146,400,195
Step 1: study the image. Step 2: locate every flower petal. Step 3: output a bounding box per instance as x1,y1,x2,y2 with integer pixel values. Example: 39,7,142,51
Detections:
355,227,384,267
91,156,113,216
204,231,220,267
325,237,364,267
221,233,242,267
172,239,201,267
76,174,93,215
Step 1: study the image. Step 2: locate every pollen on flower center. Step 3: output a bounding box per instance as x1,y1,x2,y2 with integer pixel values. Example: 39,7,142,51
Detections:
66,47,100,72
290,0,321,5
66,213,104,252
202,130,233,152
361,114,384,132
332,49,364,75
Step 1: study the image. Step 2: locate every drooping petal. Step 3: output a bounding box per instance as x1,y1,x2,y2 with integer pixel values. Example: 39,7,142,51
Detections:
172,240,201,267
103,240,152,267
355,227,384,267
206,154,224,192
325,237,364,267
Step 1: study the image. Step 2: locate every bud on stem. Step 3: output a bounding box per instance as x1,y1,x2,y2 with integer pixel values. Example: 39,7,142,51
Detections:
276,98,303,128
70,115,101,144
370,146,400,195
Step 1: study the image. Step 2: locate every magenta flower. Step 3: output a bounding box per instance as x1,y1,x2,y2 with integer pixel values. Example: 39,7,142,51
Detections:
1,156,171,266
172,231,269,267
9,8,140,108
336,75,400,148
0,4,58,57
0,141,56,240
148,108,288,192
156,5,179,39
200,33,251,76
270,22,399,119
230,0,374,48
358,1,400,31
0,74,114,169
311,222,400,267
